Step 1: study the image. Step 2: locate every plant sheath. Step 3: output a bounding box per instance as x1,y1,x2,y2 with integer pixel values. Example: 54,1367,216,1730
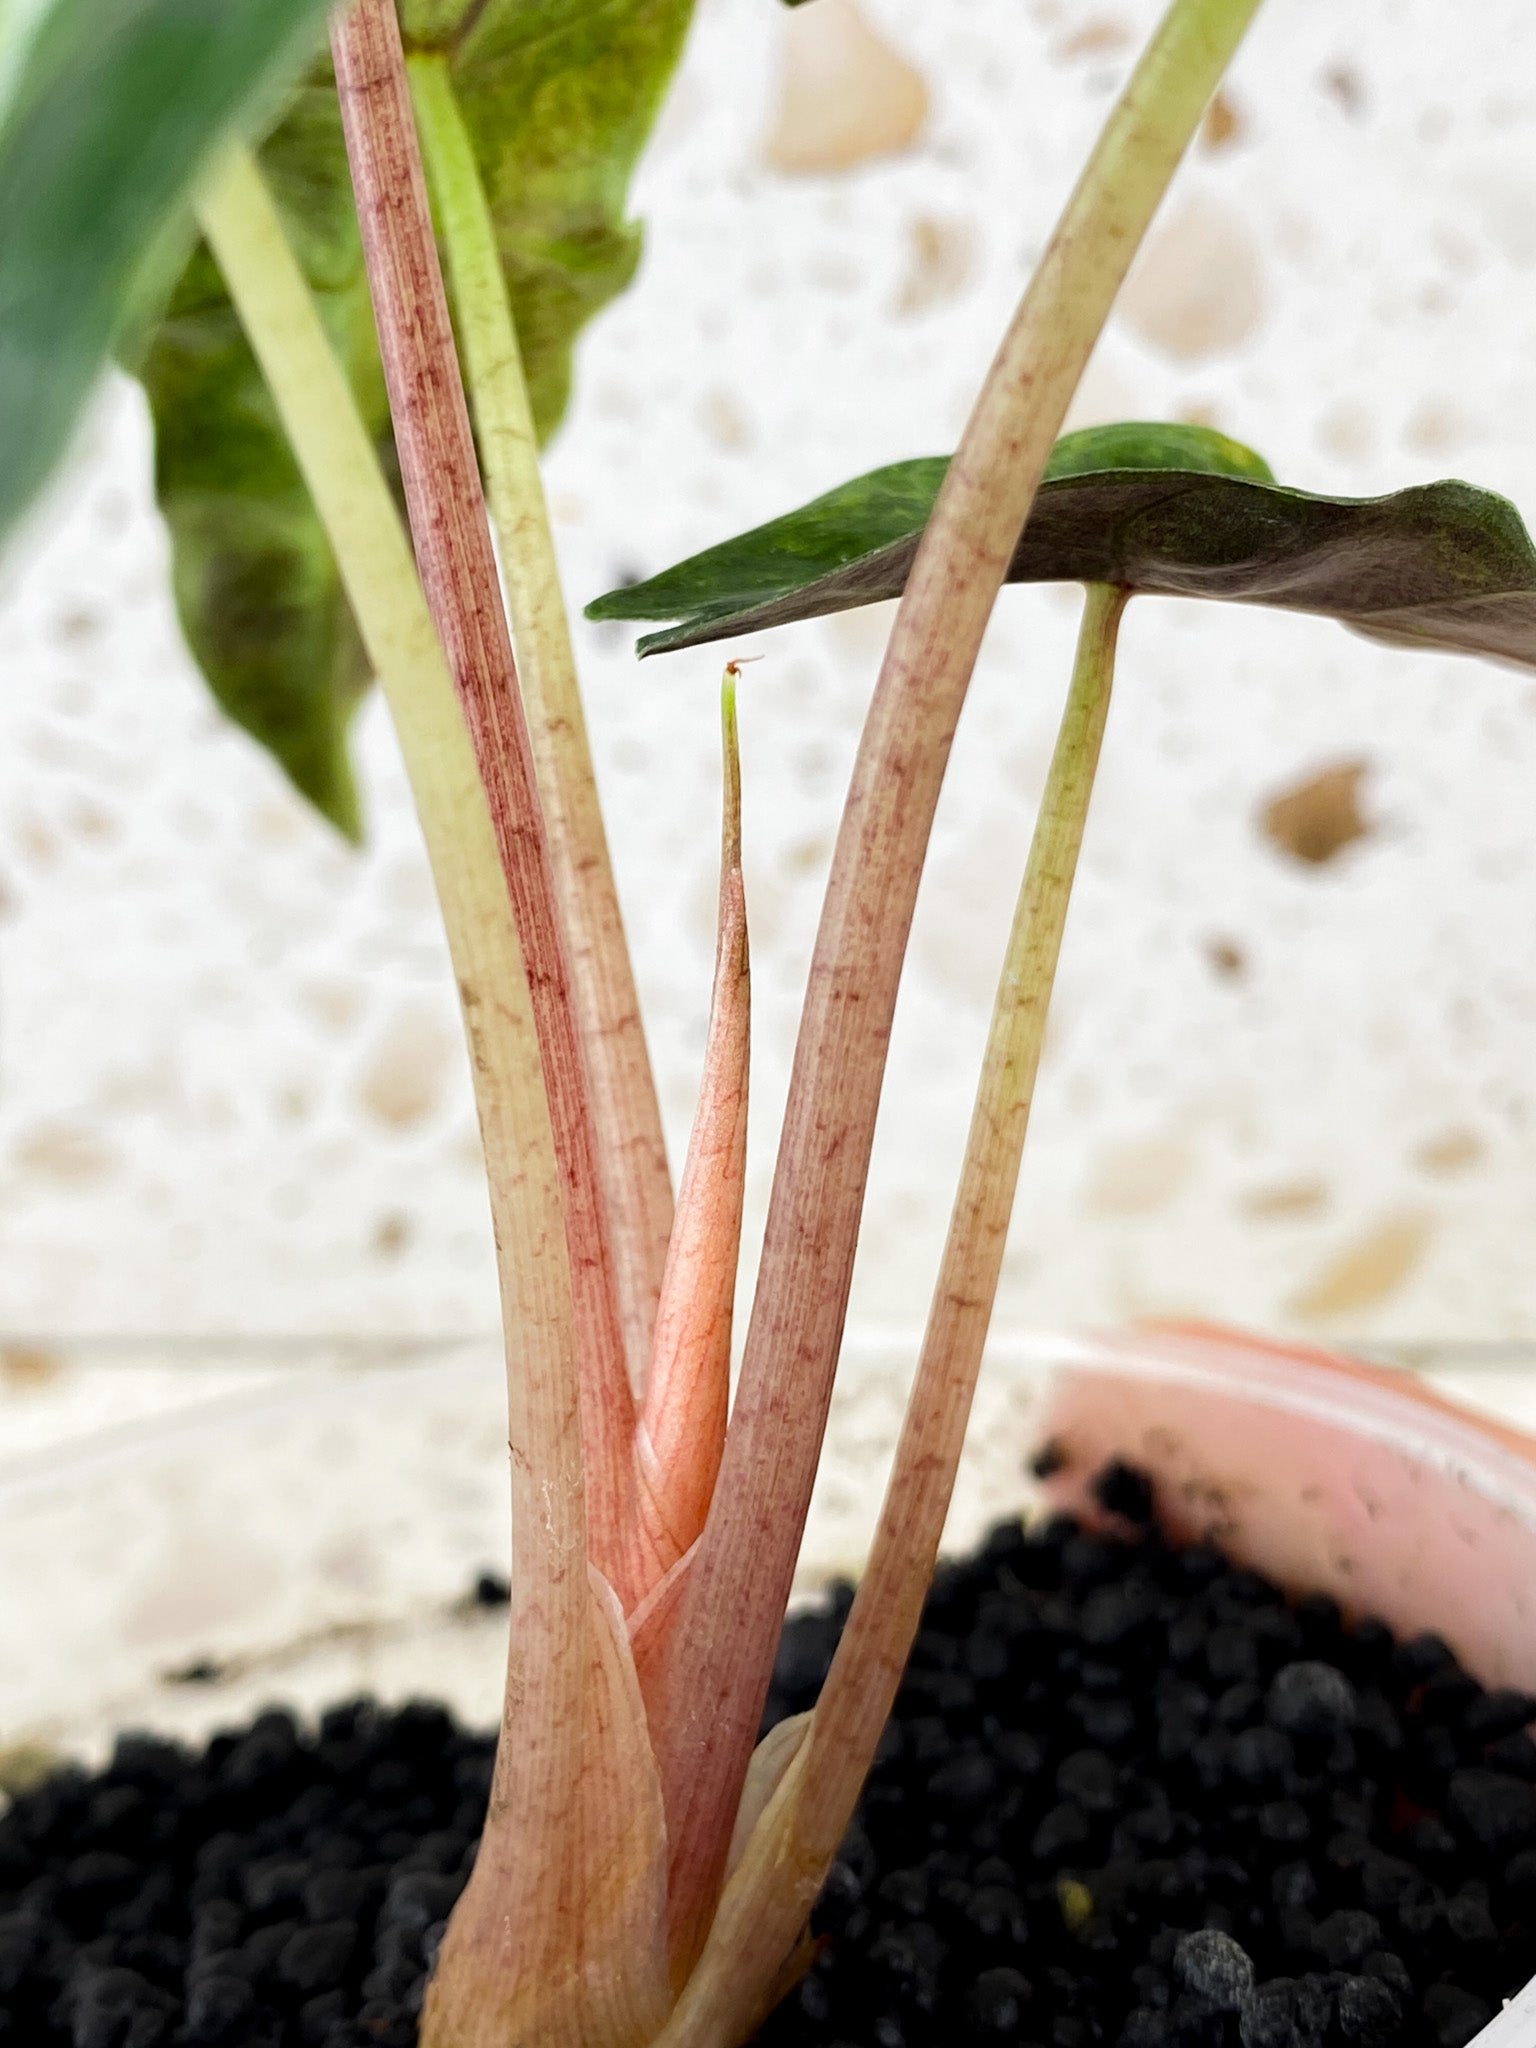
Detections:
634,672,749,1594
657,585,1128,2047
409,50,675,1390
654,0,1265,1974
330,0,643,1606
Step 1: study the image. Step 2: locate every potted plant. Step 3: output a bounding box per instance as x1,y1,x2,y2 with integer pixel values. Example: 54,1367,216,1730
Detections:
2,1,1535,2045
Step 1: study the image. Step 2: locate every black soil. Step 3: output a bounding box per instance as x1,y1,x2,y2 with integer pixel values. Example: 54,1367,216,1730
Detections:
2,1465,1534,2048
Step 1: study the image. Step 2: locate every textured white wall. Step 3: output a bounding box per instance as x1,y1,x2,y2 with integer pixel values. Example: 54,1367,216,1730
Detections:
2,0,1535,1349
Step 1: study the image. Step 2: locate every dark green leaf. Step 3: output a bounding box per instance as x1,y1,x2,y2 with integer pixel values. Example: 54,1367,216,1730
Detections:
586,420,1536,673
0,0,332,544
134,0,694,834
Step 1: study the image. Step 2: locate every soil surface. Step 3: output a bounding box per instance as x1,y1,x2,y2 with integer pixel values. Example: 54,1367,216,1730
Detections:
1,1465,1533,2047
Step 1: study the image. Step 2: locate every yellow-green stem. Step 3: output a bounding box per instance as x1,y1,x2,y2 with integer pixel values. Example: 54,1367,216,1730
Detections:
409,51,674,1393
658,586,1126,2048
657,0,1265,1979
193,137,594,1976
800,584,1125,1824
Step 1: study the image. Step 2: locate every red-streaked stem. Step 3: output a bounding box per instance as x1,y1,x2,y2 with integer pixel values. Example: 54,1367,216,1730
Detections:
654,0,1265,1974
331,0,641,1605
408,51,676,1391
633,673,748,1591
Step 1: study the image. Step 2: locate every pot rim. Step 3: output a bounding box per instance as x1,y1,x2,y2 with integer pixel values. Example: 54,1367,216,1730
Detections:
1047,1321,1536,1521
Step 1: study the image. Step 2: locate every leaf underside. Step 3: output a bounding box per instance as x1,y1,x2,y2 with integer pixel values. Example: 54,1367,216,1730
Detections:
131,0,694,833
586,421,1536,673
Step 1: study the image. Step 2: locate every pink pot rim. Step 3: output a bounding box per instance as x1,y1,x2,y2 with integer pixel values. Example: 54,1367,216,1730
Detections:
1149,1319,1536,1469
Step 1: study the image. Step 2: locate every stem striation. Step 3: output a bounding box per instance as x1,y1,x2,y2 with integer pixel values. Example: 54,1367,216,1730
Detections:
410,51,676,1391
658,587,1128,2048
330,0,643,1605
655,0,1265,1977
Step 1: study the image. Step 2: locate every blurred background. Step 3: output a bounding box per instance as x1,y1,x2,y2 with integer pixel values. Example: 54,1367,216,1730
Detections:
2,0,1535,1417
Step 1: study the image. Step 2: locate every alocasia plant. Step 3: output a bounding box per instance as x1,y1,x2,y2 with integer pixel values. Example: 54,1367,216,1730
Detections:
180,1,1275,2037
11,0,1534,2043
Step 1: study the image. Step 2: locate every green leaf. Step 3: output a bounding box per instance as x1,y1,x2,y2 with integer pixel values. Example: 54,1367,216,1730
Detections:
133,0,694,835
422,0,697,442
0,0,333,545
1035,419,1275,484
586,420,1536,673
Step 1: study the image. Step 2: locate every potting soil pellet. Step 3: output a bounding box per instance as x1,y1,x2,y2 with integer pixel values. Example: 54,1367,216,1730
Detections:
1,1464,1532,2047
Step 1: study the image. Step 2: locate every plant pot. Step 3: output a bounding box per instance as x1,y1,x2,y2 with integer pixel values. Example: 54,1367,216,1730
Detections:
1032,1324,1536,2048
2,1331,1534,2046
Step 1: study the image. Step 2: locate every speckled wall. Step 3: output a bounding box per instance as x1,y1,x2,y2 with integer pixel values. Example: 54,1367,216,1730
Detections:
2,0,1534,1349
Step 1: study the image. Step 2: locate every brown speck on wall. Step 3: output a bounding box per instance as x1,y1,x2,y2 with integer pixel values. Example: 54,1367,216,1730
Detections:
372,1211,413,1260
764,0,928,176
1201,90,1245,151
1289,1210,1434,1319
894,216,977,317
1242,1180,1330,1222
1260,760,1371,867
357,1006,453,1132
1413,1128,1485,1176
0,1345,64,1390
13,1121,114,1186
1054,17,1132,60
1321,63,1366,118
1117,198,1265,363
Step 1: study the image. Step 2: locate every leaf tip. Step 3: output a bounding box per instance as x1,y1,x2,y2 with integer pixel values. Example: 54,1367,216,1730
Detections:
583,585,634,622
302,753,366,846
